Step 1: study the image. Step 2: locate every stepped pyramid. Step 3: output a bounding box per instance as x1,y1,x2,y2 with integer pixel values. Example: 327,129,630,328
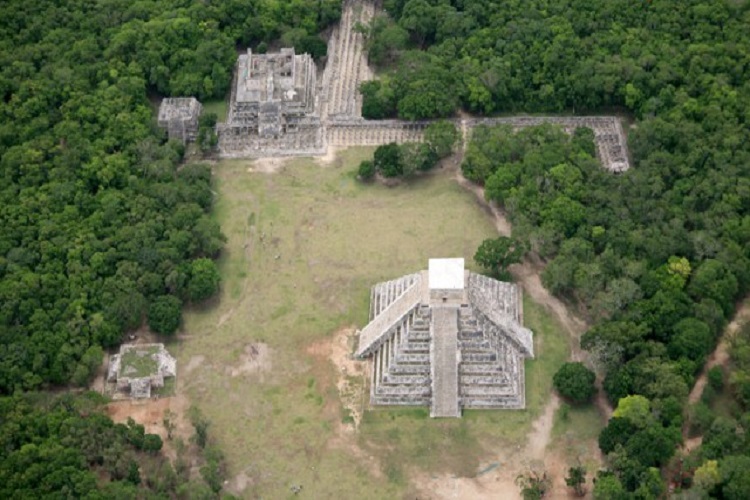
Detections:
356,259,534,417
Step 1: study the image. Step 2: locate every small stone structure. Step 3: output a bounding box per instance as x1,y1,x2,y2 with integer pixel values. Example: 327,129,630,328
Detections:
107,343,176,399
157,97,202,143
217,48,323,157
356,258,534,418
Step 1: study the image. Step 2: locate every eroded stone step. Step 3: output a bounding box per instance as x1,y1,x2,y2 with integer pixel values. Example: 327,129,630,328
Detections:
381,374,430,385
460,374,511,385
462,353,497,363
389,365,430,375
460,385,518,397
394,353,430,364
374,385,431,396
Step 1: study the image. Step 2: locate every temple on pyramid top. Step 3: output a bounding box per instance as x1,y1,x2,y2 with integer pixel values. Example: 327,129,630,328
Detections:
356,258,534,417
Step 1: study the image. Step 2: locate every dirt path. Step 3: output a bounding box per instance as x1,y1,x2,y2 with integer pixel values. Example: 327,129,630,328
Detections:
454,168,615,425
682,297,750,447
688,298,750,405
401,168,606,498
527,395,562,461
453,170,587,341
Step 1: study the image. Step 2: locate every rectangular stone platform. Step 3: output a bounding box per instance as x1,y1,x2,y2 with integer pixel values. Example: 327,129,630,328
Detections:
430,307,460,417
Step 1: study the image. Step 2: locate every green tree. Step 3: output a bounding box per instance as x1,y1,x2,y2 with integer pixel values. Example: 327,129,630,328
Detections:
200,445,226,493
592,471,626,500
553,362,596,404
399,142,438,175
358,160,376,181
189,406,210,449
188,259,221,303
373,143,403,177
719,455,750,499
693,459,720,494
197,113,218,154
142,434,163,454
424,120,459,159
147,295,182,335
599,417,636,455
612,395,652,429
688,259,738,317
360,80,397,119
474,237,525,279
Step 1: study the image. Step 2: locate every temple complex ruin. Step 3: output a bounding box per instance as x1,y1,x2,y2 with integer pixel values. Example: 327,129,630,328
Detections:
210,0,632,172
157,97,202,144
107,343,176,399
356,259,534,417
217,48,324,157
154,1,630,170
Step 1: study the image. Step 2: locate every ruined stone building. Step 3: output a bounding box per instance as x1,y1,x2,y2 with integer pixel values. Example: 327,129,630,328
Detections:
157,97,202,144
217,48,324,157
356,259,534,418
107,343,176,399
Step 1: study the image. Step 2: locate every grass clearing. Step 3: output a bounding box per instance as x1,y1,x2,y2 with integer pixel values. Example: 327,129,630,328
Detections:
551,403,604,466
119,345,160,378
176,151,576,497
202,98,228,121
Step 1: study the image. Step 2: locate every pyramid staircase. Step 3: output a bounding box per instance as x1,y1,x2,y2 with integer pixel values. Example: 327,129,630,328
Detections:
457,305,525,409
370,305,432,406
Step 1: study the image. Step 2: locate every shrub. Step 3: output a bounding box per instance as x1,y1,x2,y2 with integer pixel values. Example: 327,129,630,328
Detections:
708,366,724,392
148,295,182,335
553,362,596,404
358,160,375,180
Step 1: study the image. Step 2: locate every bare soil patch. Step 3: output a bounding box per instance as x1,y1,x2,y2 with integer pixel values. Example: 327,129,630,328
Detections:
306,326,366,427
247,157,290,173
227,343,272,378
184,355,206,376
411,395,575,500
307,326,384,480
105,394,192,461
314,146,343,166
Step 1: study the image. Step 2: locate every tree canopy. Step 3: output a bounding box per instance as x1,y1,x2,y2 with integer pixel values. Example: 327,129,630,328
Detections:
0,0,343,393
553,362,597,404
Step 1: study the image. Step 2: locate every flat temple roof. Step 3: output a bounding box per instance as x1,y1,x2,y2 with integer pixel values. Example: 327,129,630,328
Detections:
428,258,465,290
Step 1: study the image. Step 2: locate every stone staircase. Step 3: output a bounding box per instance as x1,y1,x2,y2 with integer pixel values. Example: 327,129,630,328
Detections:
457,305,525,409
356,274,422,358
467,273,533,358
369,273,421,320
370,305,432,406
430,307,460,417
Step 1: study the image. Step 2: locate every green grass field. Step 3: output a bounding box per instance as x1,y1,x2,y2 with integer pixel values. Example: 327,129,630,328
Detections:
176,151,575,497
120,345,159,378
201,99,228,122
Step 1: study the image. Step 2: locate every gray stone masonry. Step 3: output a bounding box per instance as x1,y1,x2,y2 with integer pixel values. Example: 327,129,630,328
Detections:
213,0,632,172
157,97,202,144
430,307,460,417
356,261,533,417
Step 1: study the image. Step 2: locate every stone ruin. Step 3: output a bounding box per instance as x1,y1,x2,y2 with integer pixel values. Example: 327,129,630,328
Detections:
217,48,323,157
355,258,534,418
107,343,176,399
165,1,631,172
157,97,202,144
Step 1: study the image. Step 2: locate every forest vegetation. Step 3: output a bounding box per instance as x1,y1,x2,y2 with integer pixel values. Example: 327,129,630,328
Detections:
0,0,339,496
3,0,750,497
